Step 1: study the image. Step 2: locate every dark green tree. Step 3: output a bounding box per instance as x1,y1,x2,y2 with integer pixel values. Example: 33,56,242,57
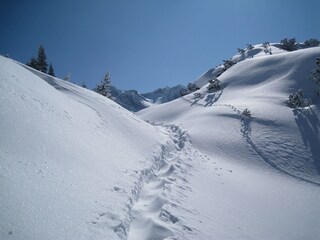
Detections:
48,63,55,77
304,39,320,48
26,57,39,70
81,82,87,88
280,38,297,51
37,45,48,73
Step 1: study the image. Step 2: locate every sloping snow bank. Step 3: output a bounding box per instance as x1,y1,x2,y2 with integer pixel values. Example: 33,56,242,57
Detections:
0,56,169,240
194,44,288,88
138,47,320,239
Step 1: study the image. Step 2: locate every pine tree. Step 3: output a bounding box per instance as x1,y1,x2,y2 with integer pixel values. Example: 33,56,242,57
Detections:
310,57,320,96
95,72,112,98
246,44,254,50
187,83,199,92
81,82,87,88
304,39,320,48
48,63,55,77
280,38,297,51
37,45,48,73
26,57,39,70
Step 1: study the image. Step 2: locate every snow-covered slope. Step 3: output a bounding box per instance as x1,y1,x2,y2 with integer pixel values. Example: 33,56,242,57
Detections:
138,47,320,239
1,45,320,240
194,43,287,88
0,56,174,240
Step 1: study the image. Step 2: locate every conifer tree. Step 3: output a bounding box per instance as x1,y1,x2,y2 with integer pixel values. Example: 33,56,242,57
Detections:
26,57,39,70
95,72,112,98
37,45,48,73
280,38,297,51
310,57,320,96
48,63,55,77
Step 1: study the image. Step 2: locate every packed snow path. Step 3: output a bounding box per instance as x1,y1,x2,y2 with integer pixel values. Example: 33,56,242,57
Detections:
126,125,207,240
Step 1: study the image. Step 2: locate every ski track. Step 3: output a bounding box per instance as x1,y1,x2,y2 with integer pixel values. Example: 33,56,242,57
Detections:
183,94,320,186
125,124,207,240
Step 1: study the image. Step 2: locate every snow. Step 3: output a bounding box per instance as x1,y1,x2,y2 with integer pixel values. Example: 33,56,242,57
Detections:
108,85,186,112
0,56,170,239
193,43,288,88
110,87,153,112
138,47,320,239
142,85,186,104
1,45,320,240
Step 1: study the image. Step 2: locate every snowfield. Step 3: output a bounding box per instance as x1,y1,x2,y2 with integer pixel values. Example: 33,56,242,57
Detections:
1,45,320,240
0,56,171,239
138,46,320,239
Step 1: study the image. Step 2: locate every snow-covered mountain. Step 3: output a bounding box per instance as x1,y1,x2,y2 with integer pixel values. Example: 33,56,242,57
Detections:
194,43,287,88
1,43,320,240
110,86,153,112
138,45,320,239
110,85,186,112
141,85,186,104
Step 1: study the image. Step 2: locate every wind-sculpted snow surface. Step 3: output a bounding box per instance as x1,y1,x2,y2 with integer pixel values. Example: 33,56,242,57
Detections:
138,47,320,239
0,56,171,240
193,44,288,88
1,44,320,240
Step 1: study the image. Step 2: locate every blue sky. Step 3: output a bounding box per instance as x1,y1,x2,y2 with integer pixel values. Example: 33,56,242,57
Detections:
1,0,319,92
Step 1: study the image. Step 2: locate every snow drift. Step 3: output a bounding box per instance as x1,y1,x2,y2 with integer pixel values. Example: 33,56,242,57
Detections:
0,56,171,240
138,46,320,239
1,44,320,240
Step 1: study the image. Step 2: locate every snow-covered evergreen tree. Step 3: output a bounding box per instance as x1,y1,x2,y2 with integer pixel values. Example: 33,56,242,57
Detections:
246,44,254,50
223,59,235,70
237,48,245,54
95,72,112,98
310,57,320,96
288,89,311,107
242,108,251,117
304,39,320,48
280,38,297,51
187,83,199,92
207,79,222,91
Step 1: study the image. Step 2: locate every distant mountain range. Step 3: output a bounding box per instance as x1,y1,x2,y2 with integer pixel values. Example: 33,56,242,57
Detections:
110,85,186,112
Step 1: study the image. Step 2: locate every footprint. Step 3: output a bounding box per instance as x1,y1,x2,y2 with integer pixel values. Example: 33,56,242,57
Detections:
159,209,179,224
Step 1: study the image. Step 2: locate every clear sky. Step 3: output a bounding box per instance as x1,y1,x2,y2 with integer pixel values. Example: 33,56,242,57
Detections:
1,0,319,92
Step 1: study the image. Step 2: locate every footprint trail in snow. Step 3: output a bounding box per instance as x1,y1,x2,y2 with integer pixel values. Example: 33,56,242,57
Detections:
127,125,205,240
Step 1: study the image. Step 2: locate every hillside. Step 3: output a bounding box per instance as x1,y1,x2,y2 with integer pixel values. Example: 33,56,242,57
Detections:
0,56,172,239
1,44,320,240
138,46,320,239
